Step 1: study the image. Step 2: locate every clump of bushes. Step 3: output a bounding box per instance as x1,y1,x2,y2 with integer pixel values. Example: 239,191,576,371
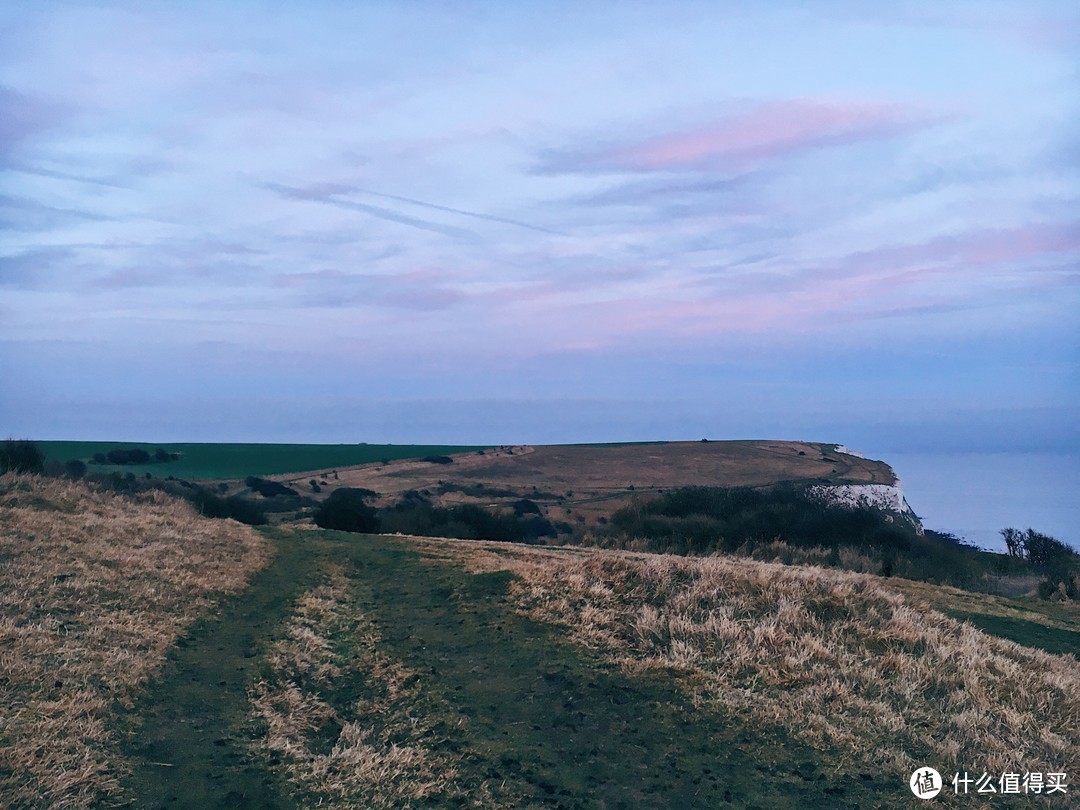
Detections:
1,439,45,474
1002,527,1079,599
610,484,914,555
376,494,554,543
244,476,296,498
422,455,454,465
86,446,180,466
314,488,380,533
64,459,87,480
513,499,542,516
190,488,268,526
107,448,150,465
602,484,1003,590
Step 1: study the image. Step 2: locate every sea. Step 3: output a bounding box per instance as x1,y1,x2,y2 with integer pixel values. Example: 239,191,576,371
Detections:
866,451,1080,553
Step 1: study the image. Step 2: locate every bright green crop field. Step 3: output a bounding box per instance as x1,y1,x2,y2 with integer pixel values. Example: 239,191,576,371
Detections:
37,441,490,481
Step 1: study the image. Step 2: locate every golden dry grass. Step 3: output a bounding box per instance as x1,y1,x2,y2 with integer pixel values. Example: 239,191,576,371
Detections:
410,537,1079,780
248,569,506,808
0,474,269,809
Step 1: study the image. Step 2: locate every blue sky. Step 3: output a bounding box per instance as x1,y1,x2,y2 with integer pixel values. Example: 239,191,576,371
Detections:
2,1,1078,451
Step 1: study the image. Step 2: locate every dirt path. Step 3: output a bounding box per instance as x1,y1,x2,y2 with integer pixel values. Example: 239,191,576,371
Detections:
119,530,890,808
117,533,327,808
347,537,874,808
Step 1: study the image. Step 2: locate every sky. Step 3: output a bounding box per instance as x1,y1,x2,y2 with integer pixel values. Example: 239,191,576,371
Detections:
2,1,1078,454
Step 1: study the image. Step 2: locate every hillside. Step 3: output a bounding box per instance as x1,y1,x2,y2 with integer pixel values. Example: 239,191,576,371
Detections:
266,440,912,535
2,474,1076,808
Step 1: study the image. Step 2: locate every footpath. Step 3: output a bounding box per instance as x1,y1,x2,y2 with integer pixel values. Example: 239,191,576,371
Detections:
119,530,886,808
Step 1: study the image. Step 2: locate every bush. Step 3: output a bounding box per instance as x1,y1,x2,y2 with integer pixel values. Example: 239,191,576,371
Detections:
0,439,45,474
106,448,151,465
92,453,107,464
1000,527,1079,598
63,459,87,480
604,484,996,588
244,476,296,498
377,495,548,543
190,488,268,526
422,455,454,465
513,499,542,516
314,488,380,533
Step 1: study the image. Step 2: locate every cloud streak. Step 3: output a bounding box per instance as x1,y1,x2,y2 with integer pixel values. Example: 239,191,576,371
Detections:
351,187,566,235
264,181,481,240
537,100,932,174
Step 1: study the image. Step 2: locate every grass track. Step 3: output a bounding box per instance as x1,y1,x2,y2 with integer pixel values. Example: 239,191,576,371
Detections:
116,530,326,808
118,529,899,808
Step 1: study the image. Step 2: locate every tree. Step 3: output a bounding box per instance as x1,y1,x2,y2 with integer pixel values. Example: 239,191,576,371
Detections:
1001,527,1025,558
1022,528,1075,572
0,439,45,474
1000,526,1076,571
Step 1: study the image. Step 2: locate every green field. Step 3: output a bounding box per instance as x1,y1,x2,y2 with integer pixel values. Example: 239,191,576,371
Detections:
37,441,489,480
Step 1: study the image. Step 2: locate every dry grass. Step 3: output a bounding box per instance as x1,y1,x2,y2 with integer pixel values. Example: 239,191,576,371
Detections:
413,537,1079,780
248,570,504,808
0,474,269,809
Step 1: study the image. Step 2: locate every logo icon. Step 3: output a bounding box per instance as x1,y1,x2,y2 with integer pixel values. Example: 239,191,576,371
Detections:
910,767,943,799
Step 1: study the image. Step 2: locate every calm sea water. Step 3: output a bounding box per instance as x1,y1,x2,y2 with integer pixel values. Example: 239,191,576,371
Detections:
870,451,1080,553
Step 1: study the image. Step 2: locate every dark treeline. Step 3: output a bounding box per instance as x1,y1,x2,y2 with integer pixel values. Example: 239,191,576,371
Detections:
91,447,181,465
598,484,1078,596
609,484,914,555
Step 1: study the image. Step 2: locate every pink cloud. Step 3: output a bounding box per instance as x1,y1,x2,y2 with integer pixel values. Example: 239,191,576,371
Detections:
569,99,929,173
816,221,1080,284
522,220,1080,342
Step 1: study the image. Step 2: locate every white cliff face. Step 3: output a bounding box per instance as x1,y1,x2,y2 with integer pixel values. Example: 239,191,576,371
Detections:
811,483,906,513
809,483,923,534
811,447,924,535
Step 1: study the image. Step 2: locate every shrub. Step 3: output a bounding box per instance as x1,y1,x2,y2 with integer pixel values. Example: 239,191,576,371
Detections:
190,488,268,526
1,439,45,474
314,488,380,533
422,455,454,465
244,476,296,498
513,499,542,516
92,453,107,464
1000,526,1079,598
377,495,540,543
106,448,150,465
63,459,87,480
604,484,997,589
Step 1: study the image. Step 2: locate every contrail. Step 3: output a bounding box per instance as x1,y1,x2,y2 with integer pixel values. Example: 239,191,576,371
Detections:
351,188,566,236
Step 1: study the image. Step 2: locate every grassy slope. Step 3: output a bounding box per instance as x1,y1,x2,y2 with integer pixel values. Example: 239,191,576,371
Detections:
121,530,1078,809
0,475,269,808
36,441,488,480
5,480,1076,808
121,529,890,809
886,578,1080,659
